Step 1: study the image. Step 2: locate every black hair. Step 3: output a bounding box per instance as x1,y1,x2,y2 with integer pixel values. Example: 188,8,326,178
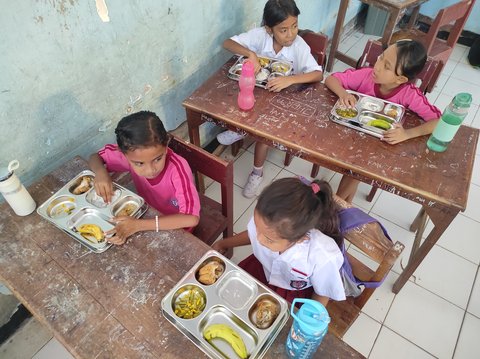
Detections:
115,111,168,153
394,39,427,81
256,177,342,247
262,0,300,28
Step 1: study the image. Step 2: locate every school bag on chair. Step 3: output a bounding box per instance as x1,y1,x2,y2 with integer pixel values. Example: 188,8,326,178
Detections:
327,196,404,338
338,207,394,297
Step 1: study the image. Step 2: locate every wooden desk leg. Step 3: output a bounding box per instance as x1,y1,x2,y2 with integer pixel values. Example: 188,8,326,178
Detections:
408,207,428,264
381,8,402,45
186,108,206,193
393,207,458,293
326,0,349,72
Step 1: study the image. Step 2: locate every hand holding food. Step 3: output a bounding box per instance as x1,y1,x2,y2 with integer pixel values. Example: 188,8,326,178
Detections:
339,92,357,108
246,52,261,74
93,172,114,204
203,324,248,359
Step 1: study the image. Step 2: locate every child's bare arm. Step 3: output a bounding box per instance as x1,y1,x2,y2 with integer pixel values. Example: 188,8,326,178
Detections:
382,119,439,145
324,75,357,108
212,230,251,255
106,214,200,245
89,153,114,203
266,70,323,92
223,39,261,73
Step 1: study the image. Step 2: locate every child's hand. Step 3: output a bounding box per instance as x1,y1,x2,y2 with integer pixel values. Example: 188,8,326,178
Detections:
106,216,140,245
246,53,261,74
266,76,293,92
382,123,408,144
339,93,357,108
94,172,114,204
212,240,228,255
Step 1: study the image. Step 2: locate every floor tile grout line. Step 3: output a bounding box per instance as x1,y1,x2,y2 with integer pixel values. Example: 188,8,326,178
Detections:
375,284,441,358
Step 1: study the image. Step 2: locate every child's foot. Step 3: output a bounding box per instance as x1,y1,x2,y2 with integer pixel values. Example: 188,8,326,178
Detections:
217,130,246,145
242,172,263,198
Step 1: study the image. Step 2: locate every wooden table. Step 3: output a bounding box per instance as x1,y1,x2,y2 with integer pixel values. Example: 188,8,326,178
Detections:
326,0,429,72
0,156,363,359
183,59,479,294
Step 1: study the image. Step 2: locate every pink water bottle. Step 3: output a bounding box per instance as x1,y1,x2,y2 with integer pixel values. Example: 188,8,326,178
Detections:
237,60,255,111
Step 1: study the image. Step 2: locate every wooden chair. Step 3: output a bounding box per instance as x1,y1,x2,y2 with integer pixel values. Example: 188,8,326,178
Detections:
326,196,405,338
284,30,329,177
357,39,443,94
168,136,234,251
390,0,475,91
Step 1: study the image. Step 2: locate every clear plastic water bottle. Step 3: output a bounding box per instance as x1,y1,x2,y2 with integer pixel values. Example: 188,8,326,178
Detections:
285,298,330,359
427,92,472,152
237,60,255,111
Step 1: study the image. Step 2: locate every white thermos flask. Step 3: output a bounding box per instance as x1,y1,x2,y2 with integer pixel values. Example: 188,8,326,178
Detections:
0,160,36,216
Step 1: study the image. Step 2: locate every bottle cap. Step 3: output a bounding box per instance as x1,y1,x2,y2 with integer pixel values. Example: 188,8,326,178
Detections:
0,160,19,182
453,93,472,108
291,298,330,334
241,60,255,77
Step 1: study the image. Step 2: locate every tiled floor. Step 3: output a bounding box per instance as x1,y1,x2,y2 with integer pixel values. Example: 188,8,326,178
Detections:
3,31,479,359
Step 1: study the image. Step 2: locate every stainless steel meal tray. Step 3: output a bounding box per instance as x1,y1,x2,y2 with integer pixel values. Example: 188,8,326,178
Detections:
227,56,293,89
161,250,290,359
329,90,406,138
37,170,148,253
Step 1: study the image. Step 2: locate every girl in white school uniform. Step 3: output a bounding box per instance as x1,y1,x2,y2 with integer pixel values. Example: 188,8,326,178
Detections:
213,177,345,306
217,0,323,199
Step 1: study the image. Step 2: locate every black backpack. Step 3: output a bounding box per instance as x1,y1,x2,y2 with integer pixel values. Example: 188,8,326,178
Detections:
468,37,480,67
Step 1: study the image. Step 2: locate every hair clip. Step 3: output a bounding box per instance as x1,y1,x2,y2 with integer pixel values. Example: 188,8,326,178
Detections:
311,183,320,194
298,175,310,185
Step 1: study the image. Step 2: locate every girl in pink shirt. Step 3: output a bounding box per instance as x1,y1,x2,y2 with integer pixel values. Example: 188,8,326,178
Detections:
89,111,200,244
325,39,442,202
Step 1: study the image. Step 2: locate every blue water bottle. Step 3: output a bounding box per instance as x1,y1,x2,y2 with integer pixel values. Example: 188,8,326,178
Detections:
285,299,330,359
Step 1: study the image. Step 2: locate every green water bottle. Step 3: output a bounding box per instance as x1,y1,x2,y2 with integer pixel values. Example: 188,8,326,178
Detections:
427,93,472,152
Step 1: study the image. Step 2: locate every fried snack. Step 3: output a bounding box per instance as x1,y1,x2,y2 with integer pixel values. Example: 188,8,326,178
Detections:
72,176,93,195
255,299,279,328
198,261,224,285
116,203,137,217
386,108,398,118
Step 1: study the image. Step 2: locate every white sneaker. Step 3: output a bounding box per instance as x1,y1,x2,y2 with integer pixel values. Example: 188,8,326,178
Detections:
242,172,263,198
217,130,246,145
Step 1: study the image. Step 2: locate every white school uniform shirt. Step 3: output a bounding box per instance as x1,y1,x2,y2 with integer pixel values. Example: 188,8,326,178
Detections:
230,27,322,75
247,217,346,301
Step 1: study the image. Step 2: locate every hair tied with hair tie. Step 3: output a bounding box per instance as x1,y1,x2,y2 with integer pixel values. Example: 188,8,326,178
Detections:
311,183,320,194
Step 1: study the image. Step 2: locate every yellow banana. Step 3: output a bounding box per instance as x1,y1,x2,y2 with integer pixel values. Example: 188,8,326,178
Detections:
367,119,391,130
77,224,105,243
203,324,248,359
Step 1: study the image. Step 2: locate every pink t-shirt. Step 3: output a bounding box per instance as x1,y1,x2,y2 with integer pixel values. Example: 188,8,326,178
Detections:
98,145,200,218
332,67,442,121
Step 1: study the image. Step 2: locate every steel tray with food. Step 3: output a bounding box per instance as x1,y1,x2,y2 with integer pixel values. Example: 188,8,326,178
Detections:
329,90,405,138
161,250,290,359
36,170,148,253
227,56,293,89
